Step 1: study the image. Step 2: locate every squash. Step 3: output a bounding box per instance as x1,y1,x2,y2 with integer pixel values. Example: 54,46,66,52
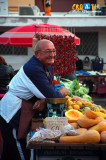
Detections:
67,99,73,107
65,109,84,123
85,108,98,119
95,117,106,121
69,122,79,129
89,121,106,133
68,106,73,110
100,131,106,143
82,101,92,106
77,117,101,128
100,109,106,114
66,95,72,100
59,130,100,144
91,106,101,112
73,105,80,110
76,101,82,107
94,112,106,119
76,128,87,134
97,105,102,110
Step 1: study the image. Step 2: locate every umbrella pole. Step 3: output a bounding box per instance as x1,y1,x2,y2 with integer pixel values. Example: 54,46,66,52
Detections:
35,26,37,37
32,26,38,52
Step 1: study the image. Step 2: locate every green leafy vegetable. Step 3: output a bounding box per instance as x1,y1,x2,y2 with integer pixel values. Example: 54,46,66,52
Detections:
60,78,92,101
82,94,92,101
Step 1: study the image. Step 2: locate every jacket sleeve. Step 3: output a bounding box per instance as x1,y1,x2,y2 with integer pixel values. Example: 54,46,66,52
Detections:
23,65,63,98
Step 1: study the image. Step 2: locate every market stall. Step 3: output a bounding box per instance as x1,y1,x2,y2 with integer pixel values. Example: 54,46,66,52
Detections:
75,56,106,97
77,74,106,96
26,81,106,160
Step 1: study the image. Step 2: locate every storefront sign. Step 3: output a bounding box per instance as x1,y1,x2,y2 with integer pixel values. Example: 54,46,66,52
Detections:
72,3,100,10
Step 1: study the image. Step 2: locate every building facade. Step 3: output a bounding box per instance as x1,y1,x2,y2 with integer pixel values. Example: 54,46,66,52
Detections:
0,0,106,70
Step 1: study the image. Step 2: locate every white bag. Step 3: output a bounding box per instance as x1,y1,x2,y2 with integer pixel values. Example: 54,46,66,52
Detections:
83,57,92,70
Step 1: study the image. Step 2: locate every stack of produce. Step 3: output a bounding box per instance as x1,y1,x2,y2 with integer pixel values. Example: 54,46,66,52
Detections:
30,97,106,144
61,96,106,144
65,95,106,116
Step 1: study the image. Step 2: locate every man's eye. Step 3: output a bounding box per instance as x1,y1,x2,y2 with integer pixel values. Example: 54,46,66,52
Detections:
46,50,56,53
46,50,51,53
52,50,56,53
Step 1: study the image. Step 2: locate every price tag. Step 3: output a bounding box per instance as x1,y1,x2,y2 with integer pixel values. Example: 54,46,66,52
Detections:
46,117,68,130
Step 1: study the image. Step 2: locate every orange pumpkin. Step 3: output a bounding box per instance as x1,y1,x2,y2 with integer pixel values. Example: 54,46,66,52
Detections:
69,122,79,129
60,130,100,144
65,109,83,123
77,128,87,134
89,121,106,133
77,117,101,128
100,131,106,143
85,108,98,119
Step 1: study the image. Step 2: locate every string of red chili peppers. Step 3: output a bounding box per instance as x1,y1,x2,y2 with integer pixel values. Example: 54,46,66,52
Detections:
36,33,78,77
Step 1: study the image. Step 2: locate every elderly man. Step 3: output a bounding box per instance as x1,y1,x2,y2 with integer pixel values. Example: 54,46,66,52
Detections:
0,39,69,160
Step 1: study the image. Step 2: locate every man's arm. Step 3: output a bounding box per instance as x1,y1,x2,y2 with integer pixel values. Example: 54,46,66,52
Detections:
57,86,69,97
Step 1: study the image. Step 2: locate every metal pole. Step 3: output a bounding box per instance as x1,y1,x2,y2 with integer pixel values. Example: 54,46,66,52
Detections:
35,26,37,37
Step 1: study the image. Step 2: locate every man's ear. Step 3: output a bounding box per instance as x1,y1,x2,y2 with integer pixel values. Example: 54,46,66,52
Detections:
34,51,39,58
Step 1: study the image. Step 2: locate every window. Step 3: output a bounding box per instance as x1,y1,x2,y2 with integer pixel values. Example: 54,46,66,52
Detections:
0,45,28,55
75,32,98,55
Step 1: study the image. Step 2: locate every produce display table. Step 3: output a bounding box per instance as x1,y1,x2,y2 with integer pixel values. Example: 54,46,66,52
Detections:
27,106,106,160
27,142,106,160
77,75,106,85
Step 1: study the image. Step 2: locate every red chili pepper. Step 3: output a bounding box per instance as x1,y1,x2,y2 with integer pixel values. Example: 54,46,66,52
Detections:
36,33,77,77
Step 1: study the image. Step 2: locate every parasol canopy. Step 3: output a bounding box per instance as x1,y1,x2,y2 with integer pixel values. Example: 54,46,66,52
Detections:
0,23,80,47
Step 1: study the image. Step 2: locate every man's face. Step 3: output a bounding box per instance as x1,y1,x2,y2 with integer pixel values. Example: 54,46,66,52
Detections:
35,41,56,68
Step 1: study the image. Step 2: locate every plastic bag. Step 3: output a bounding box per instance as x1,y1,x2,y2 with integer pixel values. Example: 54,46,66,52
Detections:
61,124,80,136
28,128,61,144
39,128,61,141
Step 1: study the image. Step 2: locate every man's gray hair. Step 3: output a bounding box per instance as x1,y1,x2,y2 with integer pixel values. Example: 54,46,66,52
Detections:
35,41,39,51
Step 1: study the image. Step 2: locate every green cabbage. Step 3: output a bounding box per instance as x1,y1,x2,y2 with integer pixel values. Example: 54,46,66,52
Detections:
60,78,92,101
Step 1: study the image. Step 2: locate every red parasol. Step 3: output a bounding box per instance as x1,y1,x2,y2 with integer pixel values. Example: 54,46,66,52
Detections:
0,23,80,47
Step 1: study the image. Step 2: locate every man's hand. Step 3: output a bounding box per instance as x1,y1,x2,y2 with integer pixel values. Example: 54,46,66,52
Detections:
33,99,45,111
57,86,69,97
